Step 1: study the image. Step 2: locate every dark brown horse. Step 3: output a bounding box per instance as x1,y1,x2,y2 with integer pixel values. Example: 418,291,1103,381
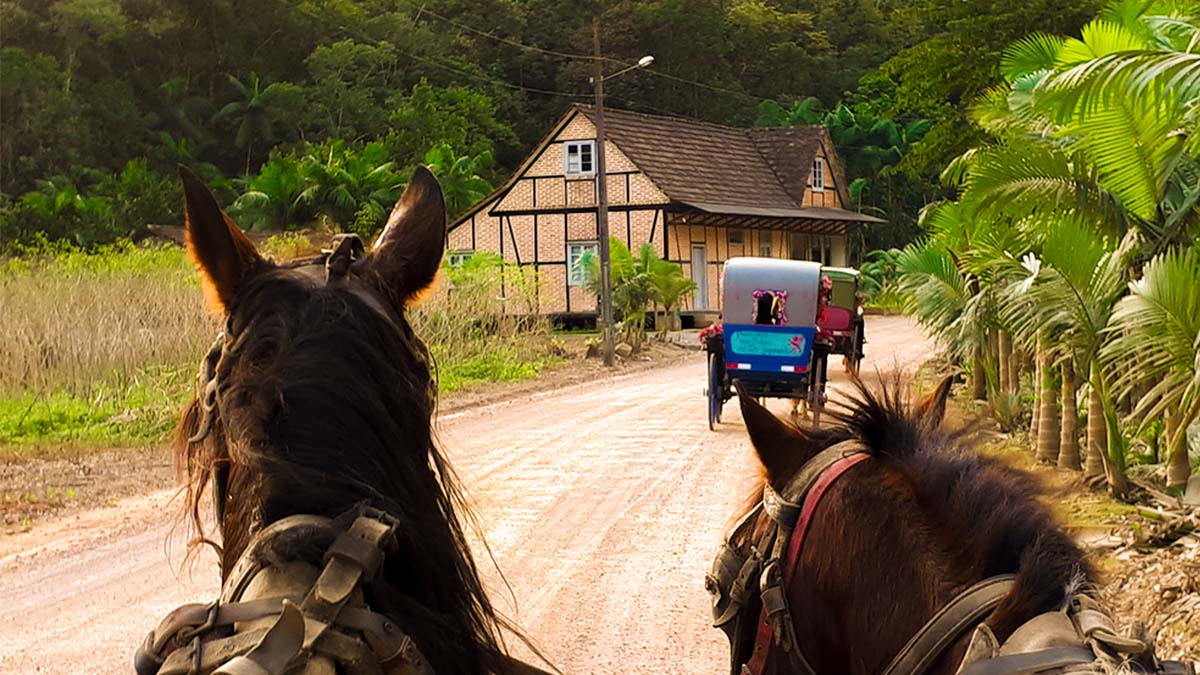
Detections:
711,378,1195,675
138,167,546,675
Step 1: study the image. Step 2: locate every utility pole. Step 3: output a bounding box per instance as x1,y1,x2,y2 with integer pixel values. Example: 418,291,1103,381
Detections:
592,15,615,367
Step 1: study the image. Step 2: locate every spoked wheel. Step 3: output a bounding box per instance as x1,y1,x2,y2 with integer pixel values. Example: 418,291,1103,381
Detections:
707,352,723,431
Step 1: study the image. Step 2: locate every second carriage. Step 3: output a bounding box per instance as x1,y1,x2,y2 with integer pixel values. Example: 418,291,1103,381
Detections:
703,257,831,430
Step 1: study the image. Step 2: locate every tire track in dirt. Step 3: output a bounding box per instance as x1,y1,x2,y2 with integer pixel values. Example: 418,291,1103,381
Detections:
0,315,932,674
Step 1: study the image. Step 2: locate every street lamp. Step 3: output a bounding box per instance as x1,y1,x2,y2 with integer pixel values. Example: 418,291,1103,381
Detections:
592,20,654,367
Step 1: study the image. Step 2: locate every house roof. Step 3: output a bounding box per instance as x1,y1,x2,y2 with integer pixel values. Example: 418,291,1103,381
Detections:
575,106,878,224
448,105,881,230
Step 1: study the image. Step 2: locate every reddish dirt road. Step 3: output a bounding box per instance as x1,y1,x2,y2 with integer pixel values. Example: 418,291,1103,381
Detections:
0,315,932,674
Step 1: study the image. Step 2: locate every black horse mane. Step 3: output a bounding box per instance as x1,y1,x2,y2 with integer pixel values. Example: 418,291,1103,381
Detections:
175,263,509,674
776,376,1097,639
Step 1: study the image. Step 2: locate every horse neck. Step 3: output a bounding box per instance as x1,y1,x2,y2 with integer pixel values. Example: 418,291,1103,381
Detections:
787,464,975,675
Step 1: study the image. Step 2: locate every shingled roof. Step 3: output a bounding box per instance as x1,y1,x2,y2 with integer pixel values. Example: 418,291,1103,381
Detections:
449,105,881,230
574,105,871,222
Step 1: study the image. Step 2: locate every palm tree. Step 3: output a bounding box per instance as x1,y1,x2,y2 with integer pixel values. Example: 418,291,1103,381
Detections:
423,143,494,218
230,157,310,230
1104,246,1200,492
298,141,403,233
212,73,302,175
648,257,697,334
1004,221,1131,493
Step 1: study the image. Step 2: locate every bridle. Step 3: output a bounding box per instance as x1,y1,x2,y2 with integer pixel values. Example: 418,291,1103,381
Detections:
707,441,1197,675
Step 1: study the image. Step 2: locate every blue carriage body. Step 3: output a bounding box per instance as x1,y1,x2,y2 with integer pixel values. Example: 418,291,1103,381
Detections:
719,257,823,386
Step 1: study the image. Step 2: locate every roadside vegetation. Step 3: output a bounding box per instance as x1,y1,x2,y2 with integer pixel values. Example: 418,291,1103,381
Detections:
885,0,1200,498
579,238,696,349
0,244,560,449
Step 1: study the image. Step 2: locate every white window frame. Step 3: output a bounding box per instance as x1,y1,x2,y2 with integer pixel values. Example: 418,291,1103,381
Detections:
567,241,598,287
564,140,596,177
811,157,825,192
759,238,772,257
446,250,474,268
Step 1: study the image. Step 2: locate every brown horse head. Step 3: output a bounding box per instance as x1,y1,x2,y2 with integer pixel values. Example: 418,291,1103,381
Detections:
723,376,1095,675
171,166,509,674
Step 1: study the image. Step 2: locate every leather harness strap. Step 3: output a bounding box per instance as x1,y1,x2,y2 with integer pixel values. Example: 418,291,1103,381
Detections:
955,646,1099,675
743,447,869,675
879,575,1016,675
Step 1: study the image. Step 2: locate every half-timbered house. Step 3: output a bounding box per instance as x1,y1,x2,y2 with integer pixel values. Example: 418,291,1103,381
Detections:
447,104,881,322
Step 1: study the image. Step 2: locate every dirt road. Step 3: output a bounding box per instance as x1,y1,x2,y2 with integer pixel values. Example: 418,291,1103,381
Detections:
0,315,933,674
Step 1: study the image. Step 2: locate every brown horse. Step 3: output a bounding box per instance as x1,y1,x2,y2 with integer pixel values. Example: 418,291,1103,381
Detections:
710,378,1194,675
137,167,547,675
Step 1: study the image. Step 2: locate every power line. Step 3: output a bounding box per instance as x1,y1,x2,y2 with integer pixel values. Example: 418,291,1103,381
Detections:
397,48,592,99
416,6,772,104
418,6,623,65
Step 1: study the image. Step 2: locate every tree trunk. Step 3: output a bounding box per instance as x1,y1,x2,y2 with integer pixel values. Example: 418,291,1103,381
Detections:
972,342,987,401
1036,346,1060,464
1084,386,1107,479
1009,346,1022,397
1165,408,1193,493
1058,360,1080,470
998,331,1012,393
1030,344,1042,444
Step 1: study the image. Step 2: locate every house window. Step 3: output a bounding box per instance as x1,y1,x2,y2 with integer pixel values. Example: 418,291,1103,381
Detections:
446,250,474,268
567,241,598,286
759,237,772,257
728,228,744,245
811,158,825,192
564,141,595,176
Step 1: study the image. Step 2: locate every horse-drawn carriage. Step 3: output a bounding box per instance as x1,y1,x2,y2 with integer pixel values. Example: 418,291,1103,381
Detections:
816,266,865,374
703,257,829,429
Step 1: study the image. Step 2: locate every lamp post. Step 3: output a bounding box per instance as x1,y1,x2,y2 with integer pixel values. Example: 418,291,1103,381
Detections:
592,16,653,367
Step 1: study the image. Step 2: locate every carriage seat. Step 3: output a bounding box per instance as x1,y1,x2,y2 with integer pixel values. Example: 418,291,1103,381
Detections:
819,306,855,333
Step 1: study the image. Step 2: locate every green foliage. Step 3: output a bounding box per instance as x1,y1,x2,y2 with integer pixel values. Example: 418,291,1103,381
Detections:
0,159,180,249
580,238,693,345
897,0,1200,493
423,143,494,218
755,98,933,251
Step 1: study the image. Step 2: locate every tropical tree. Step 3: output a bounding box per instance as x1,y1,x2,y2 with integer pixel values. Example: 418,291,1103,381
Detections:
580,239,691,348
211,73,304,175
230,157,310,230
298,140,404,234
1104,246,1200,492
899,0,1200,495
422,143,494,218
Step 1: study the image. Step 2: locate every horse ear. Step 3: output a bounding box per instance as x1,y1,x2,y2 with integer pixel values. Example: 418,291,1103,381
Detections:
180,166,264,314
916,375,954,428
366,166,445,305
738,387,816,484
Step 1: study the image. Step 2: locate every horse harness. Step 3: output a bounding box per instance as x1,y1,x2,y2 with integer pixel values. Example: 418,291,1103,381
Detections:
136,505,435,675
706,441,1197,675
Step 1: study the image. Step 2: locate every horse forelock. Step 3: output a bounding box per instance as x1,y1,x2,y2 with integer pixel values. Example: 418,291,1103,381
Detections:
171,263,509,675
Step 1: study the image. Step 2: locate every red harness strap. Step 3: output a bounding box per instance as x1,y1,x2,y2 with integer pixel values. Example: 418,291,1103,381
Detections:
743,453,870,675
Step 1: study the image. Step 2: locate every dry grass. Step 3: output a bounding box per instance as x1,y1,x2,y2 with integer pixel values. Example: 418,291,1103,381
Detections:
0,245,215,395
0,242,559,446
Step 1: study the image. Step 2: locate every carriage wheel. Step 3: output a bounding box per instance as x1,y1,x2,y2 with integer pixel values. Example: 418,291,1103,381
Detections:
708,352,723,430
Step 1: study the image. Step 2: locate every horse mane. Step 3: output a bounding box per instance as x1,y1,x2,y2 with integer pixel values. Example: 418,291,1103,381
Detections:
757,376,1096,641
172,265,510,674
